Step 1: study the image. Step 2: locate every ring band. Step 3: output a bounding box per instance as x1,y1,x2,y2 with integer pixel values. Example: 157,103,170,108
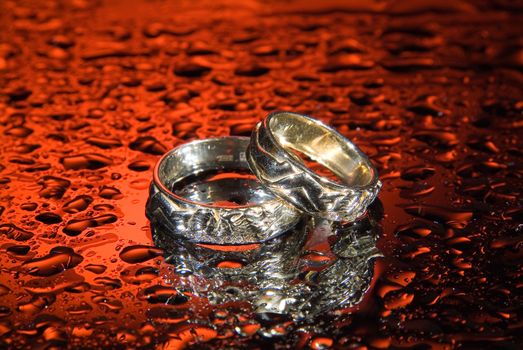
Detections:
247,111,381,221
146,137,301,244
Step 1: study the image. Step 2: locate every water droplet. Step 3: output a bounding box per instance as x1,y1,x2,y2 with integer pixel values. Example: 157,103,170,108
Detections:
4,126,33,138
6,244,30,256
84,264,107,274
85,136,123,149
17,294,56,314
310,337,333,350
381,56,438,71
66,302,92,315
99,186,123,200
407,95,449,117
129,136,168,155
0,224,34,241
401,166,436,181
22,247,83,276
412,130,458,148
91,295,123,312
35,212,62,225
235,64,270,77
63,214,117,236
174,62,212,77
0,285,10,296
128,160,150,172
119,245,164,263
141,285,189,305
120,266,159,284
62,195,93,213
38,176,71,199
60,153,113,170
93,276,122,290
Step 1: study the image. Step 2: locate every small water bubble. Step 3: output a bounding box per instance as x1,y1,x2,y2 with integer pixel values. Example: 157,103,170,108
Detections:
403,204,473,229
129,136,167,155
4,126,33,138
20,202,38,211
84,264,107,274
120,266,159,284
0,284,11,296
401,166,436,181
412,130,459,148
66,302,92,315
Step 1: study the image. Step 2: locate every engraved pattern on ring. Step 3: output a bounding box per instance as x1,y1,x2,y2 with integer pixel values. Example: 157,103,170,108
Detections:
247,113,382,221
146,137,301,244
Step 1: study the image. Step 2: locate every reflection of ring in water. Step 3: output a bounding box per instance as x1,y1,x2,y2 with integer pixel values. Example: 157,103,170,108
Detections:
151,201,383,324
301,213,382,317
153,217,309,282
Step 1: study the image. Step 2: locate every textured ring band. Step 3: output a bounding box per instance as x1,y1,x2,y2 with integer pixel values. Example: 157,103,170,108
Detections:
247,111,381,222
146,137,301,244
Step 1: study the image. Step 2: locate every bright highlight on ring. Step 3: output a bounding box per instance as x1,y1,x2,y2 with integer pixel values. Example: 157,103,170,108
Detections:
147,112,381,244
247,111,381,222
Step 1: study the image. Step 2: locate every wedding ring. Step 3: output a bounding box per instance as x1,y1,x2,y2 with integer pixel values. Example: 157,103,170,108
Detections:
146,137,301,244
247,111,381,221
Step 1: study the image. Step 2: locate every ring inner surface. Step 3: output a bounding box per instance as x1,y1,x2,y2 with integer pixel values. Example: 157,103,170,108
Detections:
158,138,273,207
269,113,375,187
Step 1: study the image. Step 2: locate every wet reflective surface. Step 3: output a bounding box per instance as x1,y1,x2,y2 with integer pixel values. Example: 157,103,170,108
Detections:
153,210,381,322
0,0,522,348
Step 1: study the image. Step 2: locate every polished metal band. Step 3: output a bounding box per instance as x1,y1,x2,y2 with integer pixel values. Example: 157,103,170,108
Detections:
146,137,301,244
247,111,381,221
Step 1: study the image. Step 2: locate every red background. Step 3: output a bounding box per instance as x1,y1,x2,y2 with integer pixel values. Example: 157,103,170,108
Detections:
0,0,522,348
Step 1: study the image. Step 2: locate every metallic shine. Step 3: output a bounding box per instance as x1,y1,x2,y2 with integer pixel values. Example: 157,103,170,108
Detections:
146,137,302,244
247,111,382,221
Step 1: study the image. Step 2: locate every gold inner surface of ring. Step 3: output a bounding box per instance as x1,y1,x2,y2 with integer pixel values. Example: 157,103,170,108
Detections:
269,113,375,187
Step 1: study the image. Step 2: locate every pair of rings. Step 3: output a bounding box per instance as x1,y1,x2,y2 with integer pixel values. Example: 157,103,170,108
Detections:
146,111,381,245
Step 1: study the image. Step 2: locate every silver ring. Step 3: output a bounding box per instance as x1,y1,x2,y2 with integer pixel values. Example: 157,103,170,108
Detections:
146,137,301,244
247,111,381,221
